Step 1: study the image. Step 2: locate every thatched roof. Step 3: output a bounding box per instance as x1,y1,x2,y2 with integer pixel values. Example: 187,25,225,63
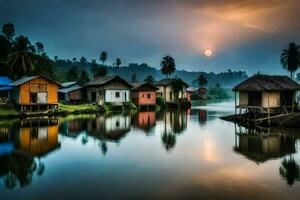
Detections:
233,75,300,91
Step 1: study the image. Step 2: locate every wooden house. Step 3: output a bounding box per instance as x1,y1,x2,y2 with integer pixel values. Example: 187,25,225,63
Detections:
84,75,132,105
0,77,13,103
10,76,61,112
186,87,207,100
58,82,83,104
131,82,158,110
233,75,300,117
155,78,188,102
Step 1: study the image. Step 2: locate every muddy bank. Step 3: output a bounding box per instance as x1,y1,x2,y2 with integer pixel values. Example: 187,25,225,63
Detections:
220,112,300,128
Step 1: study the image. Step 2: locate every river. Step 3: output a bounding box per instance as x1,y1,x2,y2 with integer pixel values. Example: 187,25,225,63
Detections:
0,100,300,199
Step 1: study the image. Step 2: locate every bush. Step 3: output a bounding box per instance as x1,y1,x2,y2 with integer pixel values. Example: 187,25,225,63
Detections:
156,96,167,109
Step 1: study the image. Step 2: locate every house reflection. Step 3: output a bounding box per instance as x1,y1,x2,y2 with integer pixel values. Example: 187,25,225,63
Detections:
132,111,156,134
0,117,60,189
87,114,131,142
157,111,187,151
233,125,296,164
59,118,88,139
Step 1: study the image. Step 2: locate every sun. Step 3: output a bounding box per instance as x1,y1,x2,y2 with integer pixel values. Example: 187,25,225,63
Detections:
204,49,212,57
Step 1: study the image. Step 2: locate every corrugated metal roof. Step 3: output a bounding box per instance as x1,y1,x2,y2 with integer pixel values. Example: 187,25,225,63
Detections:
84,75,132,88
10,76,61,86
0,77,12,85
233,75,300,91
0,86,13,91
58,84,83,93
61,81,77,87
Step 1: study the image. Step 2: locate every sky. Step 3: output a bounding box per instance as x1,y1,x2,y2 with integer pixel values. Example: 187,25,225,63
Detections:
0,0,300,75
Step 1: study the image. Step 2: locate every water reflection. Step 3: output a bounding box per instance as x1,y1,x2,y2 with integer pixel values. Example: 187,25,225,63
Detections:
132,111,156,134
157,110,187,151
233,125,300,186
233,125,297,164
280,155,300,185
0,118,59,189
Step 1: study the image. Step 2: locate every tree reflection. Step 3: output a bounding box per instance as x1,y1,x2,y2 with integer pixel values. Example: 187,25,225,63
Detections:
279,155,300,186
162,132,176,151
99,141,107,155
0,151,38,189
159,110,187,151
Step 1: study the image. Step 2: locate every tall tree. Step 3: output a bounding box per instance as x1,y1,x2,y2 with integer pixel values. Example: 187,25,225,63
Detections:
115,58,121,67
80,56,87,67
72,57,77,62
144,75,155,83
171,78,185,100
281,42,300,79
78,70,90,84
100,51,107,66
196,74,207,88
8,35,35,79
131,73,137,82
35,42,44,55
161,55,176,78
2,23,15,42
66,65,79,81
91,59,98,77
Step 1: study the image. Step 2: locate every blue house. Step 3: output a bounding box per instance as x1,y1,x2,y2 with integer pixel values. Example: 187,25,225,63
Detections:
0,77,13,99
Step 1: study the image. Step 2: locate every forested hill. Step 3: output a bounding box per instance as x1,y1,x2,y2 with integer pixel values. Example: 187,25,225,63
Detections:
107,64,248,87
53,61,248,87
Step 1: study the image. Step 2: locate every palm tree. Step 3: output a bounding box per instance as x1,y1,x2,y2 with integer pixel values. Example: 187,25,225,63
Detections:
100,51,107,66
115,58,121,67
161,55,176,78
2,23,15,43
171,78,185,100
281,42,300,79
7,35,34,80
196,74,207,88
35,42,44,55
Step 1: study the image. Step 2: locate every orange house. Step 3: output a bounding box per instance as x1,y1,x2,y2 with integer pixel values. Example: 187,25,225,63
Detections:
10,76,61,112
131,82,158,110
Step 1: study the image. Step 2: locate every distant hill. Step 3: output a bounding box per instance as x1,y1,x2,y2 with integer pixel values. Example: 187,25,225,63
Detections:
107,63,248,88
54,60,248,87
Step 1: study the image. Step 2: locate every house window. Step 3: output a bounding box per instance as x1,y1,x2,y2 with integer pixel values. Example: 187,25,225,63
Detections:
116,92,120,98
124,92,127,101
30,93,38,103
147,93,151,99
169,92,173,100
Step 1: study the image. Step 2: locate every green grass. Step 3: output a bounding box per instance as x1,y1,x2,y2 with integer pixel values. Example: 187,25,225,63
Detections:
58,103,103,114
0,105,20,118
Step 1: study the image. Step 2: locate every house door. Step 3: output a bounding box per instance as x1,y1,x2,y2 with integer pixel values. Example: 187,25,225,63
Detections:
37,92,48,104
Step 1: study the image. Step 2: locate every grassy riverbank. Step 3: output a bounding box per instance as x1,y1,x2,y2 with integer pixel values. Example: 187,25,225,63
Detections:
0,105,20,119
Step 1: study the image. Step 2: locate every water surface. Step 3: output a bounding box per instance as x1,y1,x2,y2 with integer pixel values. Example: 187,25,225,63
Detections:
0,100,300,199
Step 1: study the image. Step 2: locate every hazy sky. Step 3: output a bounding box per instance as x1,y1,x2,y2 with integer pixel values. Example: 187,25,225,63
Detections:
0,0,299,75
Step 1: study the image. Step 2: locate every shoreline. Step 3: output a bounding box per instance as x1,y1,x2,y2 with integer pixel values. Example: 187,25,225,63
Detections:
221,112,300,128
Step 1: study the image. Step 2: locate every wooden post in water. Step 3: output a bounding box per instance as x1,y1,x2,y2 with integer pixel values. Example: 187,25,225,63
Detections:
234,91,237,117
